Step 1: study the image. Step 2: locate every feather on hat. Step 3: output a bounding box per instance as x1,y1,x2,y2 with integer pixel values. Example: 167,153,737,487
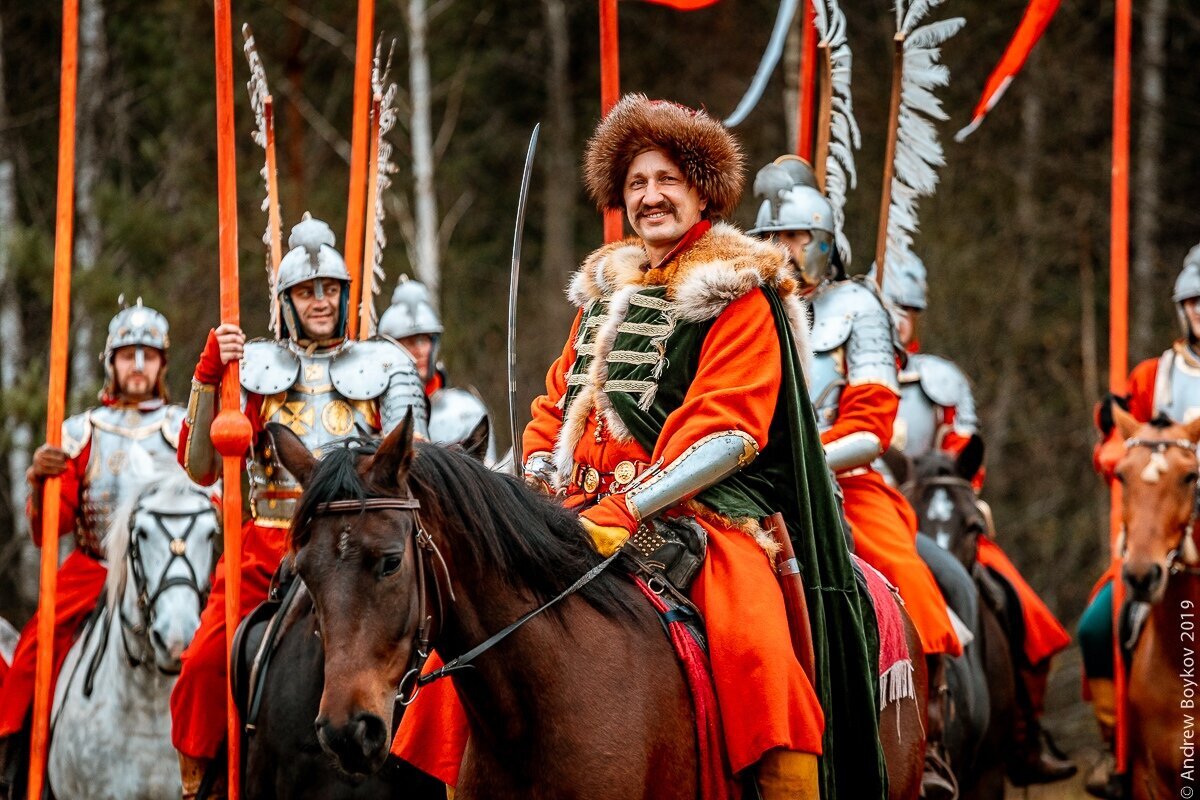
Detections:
584,94,745,219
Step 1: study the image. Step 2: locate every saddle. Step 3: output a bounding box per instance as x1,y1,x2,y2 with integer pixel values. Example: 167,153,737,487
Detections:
230,560,303,731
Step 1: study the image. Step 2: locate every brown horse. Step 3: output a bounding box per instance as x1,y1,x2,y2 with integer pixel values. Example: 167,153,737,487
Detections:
1111,406,1200,800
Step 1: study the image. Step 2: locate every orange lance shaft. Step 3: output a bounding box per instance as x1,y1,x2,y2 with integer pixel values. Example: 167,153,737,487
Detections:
359,93,383,339
794,0,817,158
345,0,375,339
27,1,79,797
212,1,253,797
1109,0,1132,774
599,0,622,243
265,98,284,336
874,34,905,292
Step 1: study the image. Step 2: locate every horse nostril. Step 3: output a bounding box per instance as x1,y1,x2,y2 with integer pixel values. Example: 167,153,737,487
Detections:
151,628,167,652
351,712,388,757
1124,564,1166,598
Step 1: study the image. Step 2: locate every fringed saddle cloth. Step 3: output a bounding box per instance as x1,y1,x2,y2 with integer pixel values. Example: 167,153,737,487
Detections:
852,554,918,710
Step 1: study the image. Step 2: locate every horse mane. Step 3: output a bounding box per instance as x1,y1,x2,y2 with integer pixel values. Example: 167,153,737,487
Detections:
293,439,639,618
105,462,208,608
912,450,956,482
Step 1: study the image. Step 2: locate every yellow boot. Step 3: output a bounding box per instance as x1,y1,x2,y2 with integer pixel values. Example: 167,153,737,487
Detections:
756,748,819,800
1084,678,1117,799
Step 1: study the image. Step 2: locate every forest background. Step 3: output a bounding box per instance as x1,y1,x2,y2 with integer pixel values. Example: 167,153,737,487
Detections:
0,0,1197,642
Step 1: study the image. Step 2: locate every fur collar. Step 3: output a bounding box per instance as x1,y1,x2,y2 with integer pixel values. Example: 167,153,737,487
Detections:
566,222,811,365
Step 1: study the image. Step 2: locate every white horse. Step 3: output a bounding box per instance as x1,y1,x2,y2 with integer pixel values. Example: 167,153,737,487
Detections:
48,449,218,800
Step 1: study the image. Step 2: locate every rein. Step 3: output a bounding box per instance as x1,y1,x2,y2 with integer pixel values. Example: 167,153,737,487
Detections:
1123,436,1200,576
306,495,620,706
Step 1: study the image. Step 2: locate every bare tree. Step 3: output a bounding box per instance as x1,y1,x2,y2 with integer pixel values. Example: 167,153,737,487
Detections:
406,0,440,302
1130,0,1167,359
536,0,575,336
69,0,108,398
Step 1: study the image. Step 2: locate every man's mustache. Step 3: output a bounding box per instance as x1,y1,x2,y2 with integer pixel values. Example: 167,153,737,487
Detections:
637,201,679,220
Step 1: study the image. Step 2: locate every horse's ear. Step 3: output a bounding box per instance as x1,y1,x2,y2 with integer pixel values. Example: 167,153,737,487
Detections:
1185,415,1200,444
369,409,415,488
460,416,490,463
266,423,317,487
880,447,912,487
955,434,985,482
1112,403,1141,441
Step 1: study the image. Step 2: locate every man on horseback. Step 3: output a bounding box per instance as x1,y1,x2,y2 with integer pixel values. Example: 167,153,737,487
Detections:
380,278,494,457
1082,243,1200,797
0,301,184,796
393,94,887,799
880,252,1076,785
169,214,428,798
748,161,964,797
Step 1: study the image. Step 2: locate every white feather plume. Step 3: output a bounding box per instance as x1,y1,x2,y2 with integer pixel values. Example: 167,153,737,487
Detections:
885,1,964,267
365,40,400,329
242,24,282,332
814,0,861,265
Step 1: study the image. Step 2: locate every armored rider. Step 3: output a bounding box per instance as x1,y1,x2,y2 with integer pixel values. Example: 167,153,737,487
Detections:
380,277,494,457
1082,243,1200,797
749,159,965,797
169,215,428,798
393,95,887,799
0,302,184,795
881,252,1076,786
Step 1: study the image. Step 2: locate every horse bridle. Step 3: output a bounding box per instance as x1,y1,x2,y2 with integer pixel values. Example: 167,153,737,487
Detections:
306,494,619,707
1123,437,1200,575
118,493,216,670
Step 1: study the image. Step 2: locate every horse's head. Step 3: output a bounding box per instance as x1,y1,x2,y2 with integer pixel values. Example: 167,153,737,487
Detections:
106,447,218,673
270,415,428,778
1112,405,1200,603
905,435,988,572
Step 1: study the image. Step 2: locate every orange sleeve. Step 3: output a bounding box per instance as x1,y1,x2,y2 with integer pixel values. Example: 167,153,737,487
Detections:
522,309,584,460
27,441,88,547
819,382,900,451
1093,357,1158,481
584,290,780,531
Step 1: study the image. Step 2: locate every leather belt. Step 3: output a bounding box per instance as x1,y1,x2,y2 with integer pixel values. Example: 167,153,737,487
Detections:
571,459,645,497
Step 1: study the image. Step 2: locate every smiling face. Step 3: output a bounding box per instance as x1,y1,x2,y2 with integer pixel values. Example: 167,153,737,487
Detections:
289,278,344,340
623,149,707,262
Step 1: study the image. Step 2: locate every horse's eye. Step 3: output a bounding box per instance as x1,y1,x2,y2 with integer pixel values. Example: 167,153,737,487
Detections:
1185,472,1199,485
966,521,986,537
1114,470,1127,484
378,554,403,578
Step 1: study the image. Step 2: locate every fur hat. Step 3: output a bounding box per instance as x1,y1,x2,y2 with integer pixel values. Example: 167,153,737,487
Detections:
584,94,745,219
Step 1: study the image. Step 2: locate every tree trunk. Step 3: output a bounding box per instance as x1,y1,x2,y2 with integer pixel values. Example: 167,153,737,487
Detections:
1130,0,1167,360
407,0,440,304
69,0,107,399
0,12,36,611
986,57,1042,456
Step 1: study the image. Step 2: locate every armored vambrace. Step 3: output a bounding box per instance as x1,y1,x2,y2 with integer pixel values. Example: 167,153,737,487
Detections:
823,431,883,473
183,379,218,482
624,431,758,523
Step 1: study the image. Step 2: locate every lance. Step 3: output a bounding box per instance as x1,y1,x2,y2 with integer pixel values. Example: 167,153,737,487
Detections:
598,0,622,243
1110,0,1132,776
212,2,253,797
345,0,376,339
872,33,905,293
27,2,79,797
795,0,818,158
358,93,383,339
507,124,540,476
242,24,284,337
812,43,833,192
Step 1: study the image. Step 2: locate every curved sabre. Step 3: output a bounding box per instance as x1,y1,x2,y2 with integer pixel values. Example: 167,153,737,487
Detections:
723,0,800,128
508,124,540,476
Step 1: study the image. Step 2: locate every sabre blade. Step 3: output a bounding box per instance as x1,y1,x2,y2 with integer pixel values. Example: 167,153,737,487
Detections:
508,124,541,476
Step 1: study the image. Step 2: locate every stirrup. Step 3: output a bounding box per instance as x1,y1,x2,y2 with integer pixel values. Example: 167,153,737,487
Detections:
920,746,959,800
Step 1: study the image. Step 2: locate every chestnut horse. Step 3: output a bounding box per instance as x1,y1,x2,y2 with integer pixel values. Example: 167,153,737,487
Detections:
1111,406,1200,800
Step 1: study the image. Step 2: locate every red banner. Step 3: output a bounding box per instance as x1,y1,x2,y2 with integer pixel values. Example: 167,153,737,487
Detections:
955,0,1060,141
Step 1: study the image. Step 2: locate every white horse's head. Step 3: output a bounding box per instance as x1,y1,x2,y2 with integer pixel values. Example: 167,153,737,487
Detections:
105,446,219,673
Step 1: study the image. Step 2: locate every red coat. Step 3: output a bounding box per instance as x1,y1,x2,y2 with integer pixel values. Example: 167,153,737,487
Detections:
394,224,824,784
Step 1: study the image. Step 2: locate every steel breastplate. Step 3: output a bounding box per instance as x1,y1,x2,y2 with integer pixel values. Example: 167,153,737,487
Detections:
895,374,940,457
80,405,181,555
1155,346,1200,424
808,348,846,432
249,352,381,527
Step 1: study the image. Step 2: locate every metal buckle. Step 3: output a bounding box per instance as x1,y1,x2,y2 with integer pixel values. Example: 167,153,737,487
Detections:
612,460,637,486
582,467,600,493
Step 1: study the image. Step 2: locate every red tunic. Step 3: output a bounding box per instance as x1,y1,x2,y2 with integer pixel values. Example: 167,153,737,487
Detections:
0,444,107,736
394,237,824,783
824,381,962,657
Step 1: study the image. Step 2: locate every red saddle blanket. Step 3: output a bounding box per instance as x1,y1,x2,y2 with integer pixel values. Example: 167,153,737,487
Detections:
853,554,916,707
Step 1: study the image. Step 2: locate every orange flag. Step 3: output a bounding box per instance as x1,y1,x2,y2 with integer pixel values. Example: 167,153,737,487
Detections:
955,0,1060,141
637,0,720,9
